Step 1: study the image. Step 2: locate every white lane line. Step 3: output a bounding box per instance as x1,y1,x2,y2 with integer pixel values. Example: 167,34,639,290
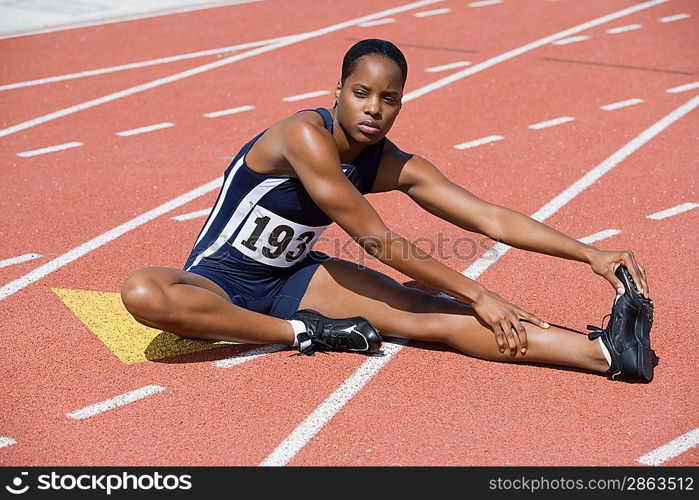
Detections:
606,24,642,34
204,105,255,118
425,61,471,73
0,0,664,301
577,229,621,244
414,7,451,17
263,4,680,464
646,202,698,220
116,122,174,137
0,177,222,300
0,0,444,139
464,94,699,280
600,98,643,111
0,437,17,448
0,253,41,269
16,141,83,158
261,339,408,466
172,209,210,221
469,0,502,7
358,18,396,27
659,13,690,23
403,0,670,103
66,385,166,420
454,135,504,150
0,38,284,92
214,344,287,368
666,82,699,93
637,428,699,466
529,116,575,130
0,0,265,40
282,90,330,102
553,35,590,45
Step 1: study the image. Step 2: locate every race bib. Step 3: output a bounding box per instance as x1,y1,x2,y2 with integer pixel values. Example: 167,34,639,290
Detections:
231,205,328,267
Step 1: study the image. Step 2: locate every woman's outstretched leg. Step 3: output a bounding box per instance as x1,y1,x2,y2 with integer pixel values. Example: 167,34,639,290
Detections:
120,267,295,344
299,259,609,374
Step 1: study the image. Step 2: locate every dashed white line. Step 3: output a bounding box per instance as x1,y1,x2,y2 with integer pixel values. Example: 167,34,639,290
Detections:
577,229,621,244
214,344,287,368
666,81,699,93
116,122,174,137
260,339,408,466
463,93,699,280
0,253,41,269
172,209,210,221
425,61,471,72
403,0,669,103
17,141,83,158
606,24,642,34
414,7,451,17
552,35,590,45
66,385,166,420
358,18,396,27
282,90,330,102
204,105,255,118
658,13,690,23
600,98,644,111
646,202,698,220
637,428,699,466
0,437,17,448
469,0,502,7
453,135,504,150
529,116,575,130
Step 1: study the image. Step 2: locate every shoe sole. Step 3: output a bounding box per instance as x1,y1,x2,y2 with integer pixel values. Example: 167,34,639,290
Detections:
638,299,654,382
617,267,654,382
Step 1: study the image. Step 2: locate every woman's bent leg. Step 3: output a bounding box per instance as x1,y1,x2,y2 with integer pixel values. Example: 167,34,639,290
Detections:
299,259,609,373
120,267,295,344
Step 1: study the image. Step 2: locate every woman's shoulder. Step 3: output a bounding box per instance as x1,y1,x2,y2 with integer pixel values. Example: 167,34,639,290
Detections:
270,108,332,138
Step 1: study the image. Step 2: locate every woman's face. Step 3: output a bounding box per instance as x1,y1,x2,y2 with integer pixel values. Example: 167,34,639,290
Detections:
335,54,404,145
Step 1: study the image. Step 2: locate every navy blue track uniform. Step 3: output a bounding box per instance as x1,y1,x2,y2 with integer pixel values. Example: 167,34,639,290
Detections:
183,108,385,318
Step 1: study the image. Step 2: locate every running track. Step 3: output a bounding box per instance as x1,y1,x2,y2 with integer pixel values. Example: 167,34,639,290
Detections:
1,0,697,466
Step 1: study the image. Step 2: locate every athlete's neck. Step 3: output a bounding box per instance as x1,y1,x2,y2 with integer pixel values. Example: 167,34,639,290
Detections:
330,108,368,164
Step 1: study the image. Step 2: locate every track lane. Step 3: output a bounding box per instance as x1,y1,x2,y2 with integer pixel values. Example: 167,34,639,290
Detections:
288,103,698,466
0,0,403,83
2,0,696,466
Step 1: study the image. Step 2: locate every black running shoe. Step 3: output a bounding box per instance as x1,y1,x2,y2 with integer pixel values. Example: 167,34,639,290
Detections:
288,309,382,356
587,265,655,382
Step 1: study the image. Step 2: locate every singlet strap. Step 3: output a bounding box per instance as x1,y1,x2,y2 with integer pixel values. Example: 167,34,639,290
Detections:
311,107,333,133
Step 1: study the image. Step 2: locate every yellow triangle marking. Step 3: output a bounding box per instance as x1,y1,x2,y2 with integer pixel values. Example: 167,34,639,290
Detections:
53,288,237,365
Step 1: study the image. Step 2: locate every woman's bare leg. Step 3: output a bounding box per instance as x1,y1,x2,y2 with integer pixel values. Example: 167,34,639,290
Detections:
299,259,609,373
120,267,295,344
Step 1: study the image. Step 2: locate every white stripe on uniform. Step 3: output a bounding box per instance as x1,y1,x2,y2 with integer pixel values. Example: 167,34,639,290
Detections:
187,170,290,270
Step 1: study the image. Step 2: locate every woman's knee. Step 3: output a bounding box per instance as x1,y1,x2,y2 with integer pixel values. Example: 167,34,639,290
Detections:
120,267,171,322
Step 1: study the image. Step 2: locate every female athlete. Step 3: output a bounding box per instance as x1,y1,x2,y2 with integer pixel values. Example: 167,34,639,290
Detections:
121,39,652,380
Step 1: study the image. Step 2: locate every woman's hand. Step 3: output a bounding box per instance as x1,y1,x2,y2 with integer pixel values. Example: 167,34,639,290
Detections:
471,289,550,356
586,248,649,298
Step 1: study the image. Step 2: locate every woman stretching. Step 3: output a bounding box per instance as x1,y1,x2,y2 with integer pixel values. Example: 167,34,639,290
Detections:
121,39,654,382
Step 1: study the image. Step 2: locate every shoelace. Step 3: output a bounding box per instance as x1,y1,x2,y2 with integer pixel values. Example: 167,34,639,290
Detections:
586,313,611,340
293,328,356,356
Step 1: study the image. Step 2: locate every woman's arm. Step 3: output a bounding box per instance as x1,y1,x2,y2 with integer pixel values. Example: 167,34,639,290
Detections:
283,120,549,354
379,145,649,298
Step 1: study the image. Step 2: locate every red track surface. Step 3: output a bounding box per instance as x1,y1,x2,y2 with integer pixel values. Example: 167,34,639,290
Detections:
1,0,697,466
